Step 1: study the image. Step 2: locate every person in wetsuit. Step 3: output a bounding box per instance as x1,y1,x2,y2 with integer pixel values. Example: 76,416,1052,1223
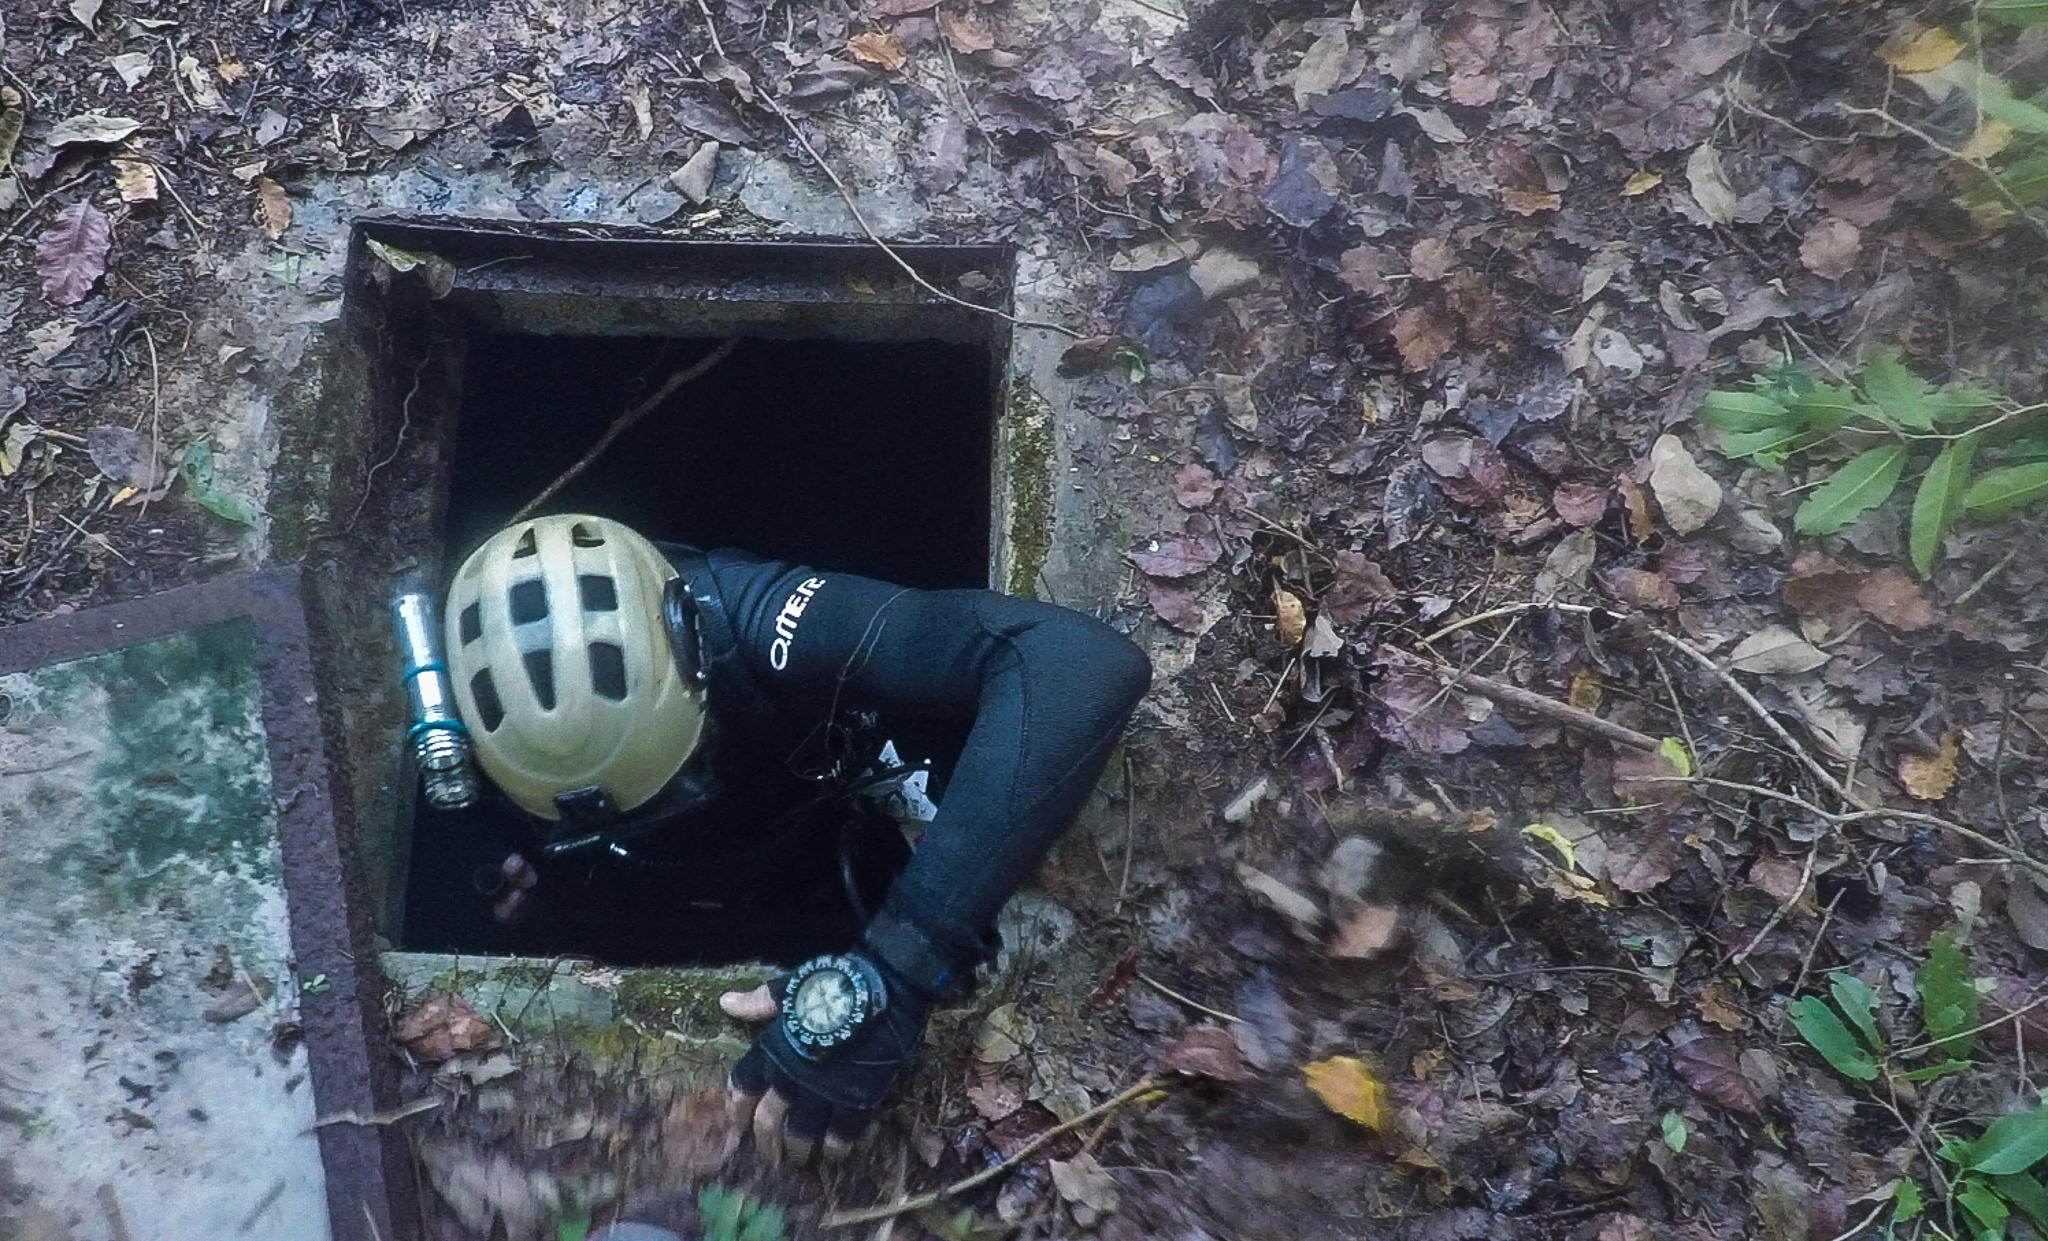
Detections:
442,514,1151,1163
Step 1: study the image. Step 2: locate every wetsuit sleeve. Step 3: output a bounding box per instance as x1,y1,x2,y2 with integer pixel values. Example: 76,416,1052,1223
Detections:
711,556,1151,994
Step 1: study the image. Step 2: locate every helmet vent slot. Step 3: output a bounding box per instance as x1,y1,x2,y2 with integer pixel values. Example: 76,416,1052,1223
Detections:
469,670,506,732
588,642,627,701
578,574,618,612
571,523,606,547
522,649,557,710
508,579,549,626
457,602,482,646
512,528,539,558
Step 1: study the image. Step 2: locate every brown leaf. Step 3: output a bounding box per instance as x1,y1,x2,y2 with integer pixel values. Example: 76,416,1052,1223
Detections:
1408,237,1456,282
1604,829,1677,893
35,201,113,306
1420,436,1507,508
112,158,158,203
1552,481,1609,527
2007,876,2048,952
1898,733,1958,801
87,425,169,492
966,1065,1024,1121
1798,218,1860,281
1320,551,1396,624
661,1088,742,1174
1670,1035,1762,1114
1144,579,1221,635
1696,982,1747,1032
1329,904,1404,958
1172,461,1219,508
1089,947,1140,1007
1747,853,1809,903
1273,587,1307,647
1055,335,1120,378
1336,245,1387,297
393,992,501,1062
1616,477,1653,543
1392,302,1455,371
0,87,22,174
1159,1024,1250,1082
1372,664,1472,754
1854,569,1933,631
1601,567,1680,610
1133,529,1222,578
936,8,995,54
846,31,908,71
256,177,291,239
202,973,274,1023
873,0,942,15
1501,187,1560,215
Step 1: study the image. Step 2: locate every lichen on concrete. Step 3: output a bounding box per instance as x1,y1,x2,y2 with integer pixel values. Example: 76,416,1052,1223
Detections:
1001,379,1055,600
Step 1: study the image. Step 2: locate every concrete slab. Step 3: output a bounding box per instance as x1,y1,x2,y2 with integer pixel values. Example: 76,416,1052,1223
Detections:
0,570,411,1241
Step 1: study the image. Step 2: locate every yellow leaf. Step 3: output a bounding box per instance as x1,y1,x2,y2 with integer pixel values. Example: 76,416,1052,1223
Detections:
1659,736,1694,779
1303,1056,1387,1131
1567,667,1604,712
846,31,907,72
1959,120,2015,163
1878,27,1964,74
1273,587,1307,647
1622,170,1662,197
1898,732,1959,801
1520,823,1578,871
256,176,291,238
113,157,158,203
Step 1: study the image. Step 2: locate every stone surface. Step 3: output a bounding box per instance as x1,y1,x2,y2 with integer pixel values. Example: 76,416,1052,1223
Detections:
0,620,330,1241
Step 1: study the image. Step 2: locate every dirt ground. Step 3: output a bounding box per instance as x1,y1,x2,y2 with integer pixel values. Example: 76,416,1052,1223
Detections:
8,0,2048,1237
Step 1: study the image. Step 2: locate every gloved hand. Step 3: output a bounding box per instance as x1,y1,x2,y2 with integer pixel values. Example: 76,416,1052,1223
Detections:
728,949,930,1164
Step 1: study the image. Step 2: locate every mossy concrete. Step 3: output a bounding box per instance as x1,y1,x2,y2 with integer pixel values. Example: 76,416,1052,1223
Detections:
0,622,330,1241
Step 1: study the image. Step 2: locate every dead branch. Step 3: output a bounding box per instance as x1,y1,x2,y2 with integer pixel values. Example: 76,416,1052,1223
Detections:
1385,646,1662,754
822,1077,1167,1228
511,336,742,523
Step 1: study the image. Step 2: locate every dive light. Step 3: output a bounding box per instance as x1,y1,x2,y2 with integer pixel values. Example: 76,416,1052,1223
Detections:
392,576,480,810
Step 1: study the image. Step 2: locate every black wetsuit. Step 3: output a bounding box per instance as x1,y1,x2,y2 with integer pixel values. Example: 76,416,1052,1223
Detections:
452,549,1151,974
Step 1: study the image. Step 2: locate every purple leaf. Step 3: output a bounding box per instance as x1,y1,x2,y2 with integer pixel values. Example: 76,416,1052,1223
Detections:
36,201,112,306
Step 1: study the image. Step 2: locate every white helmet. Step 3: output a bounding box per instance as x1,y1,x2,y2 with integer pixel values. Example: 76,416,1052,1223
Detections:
445,515,705,820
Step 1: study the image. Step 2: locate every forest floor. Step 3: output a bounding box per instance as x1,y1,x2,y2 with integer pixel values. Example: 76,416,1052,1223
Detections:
7,0,2048,1238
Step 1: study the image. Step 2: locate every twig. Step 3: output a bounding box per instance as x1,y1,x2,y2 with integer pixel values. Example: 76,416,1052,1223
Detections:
1136,973,1240,1024
1839,102,2048,244
758,98,1079,339
1953,547,2018,610
348,350,432,530
57,511,131,564
1892,984,2048,1060
0,171,95,249
822,1077,1166,1227
1728,844,1817,968
1384,646,1662,754
511,337,741,522
139,327,163,518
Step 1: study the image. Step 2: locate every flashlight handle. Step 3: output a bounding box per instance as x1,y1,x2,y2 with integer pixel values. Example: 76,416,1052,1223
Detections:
392,589,480,810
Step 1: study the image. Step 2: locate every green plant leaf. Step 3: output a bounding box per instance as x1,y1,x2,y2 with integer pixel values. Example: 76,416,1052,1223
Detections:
1658,737,1693,778
1861,357,1936,431
699,1186,748,1241
1892,1177,1924,1223
1899,1058,1973,1082
1996,1172,2048,1233
1963,461,2048,519
1717,423,1816,462
1788,996,1880,1080
1925,387,2001,425
178,440,258,527
1785,384,1859,432
1793,444,1909,535
556,1214,591,1241
1984,0,2048,25
1909,432,1979,577
1999,150,2048,205
1974,73,2048,137
1966,1102,2048,1176
1918,931,1979,1061
1828,974,1883,1053
1699,390,1792,433
1661,1111,1688,1153
1958,1176,2011,1237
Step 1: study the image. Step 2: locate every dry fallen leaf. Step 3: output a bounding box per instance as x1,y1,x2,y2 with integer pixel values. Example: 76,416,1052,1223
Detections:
34,201,113,306
256,177,292,238
1622,169,1663,196
1729,627,1829,676
1798,218,1860,281
1048,1153,1121,1217
1898,733,1959,801
846,31,908,72
1647,434,1723,535
1328,905,1403,958
46,111,142,148
112,158,158,203
937,8,996,54
1273,587,1307,647
1696,983,1747,1033
393,992,501,1062
1878,27,1964,73
1392,302,1456,371
1159,1024,1251,1082
1304,1055,1389,1130
1685,144,1738,224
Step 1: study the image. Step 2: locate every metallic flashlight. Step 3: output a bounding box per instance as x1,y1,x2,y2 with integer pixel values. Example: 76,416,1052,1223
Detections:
392,577,480,810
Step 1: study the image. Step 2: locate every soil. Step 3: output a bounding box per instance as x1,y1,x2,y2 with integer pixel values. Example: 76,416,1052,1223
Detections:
7,0,2048,1237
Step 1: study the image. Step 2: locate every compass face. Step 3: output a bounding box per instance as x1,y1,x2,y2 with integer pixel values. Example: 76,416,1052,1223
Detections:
792,968,858,1036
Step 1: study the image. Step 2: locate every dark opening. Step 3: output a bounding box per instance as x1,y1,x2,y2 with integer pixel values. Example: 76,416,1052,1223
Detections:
400,330,995,966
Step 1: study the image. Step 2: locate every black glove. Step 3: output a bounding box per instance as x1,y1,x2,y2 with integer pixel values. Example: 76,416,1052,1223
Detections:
730,949,931,1143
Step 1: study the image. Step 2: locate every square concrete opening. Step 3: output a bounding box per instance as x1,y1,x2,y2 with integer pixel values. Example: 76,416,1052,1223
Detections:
330,220,1015,968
